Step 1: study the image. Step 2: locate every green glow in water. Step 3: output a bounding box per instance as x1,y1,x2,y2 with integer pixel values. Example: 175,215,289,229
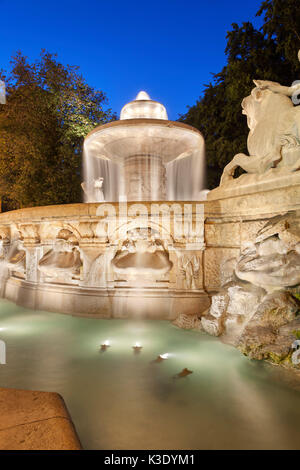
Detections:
0,300,300,450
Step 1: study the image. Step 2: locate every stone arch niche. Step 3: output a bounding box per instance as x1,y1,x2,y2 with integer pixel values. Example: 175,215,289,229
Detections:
111,225,173,286
38,228,82,284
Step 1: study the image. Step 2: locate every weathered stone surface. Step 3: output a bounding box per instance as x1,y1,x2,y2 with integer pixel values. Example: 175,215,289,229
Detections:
202,213,300,366
220,257,238,286
210,291,229,319
0,388,69,429
238,326,277,359
204,75,300,368
253,291,298,328
206,282,266,342
236,215,300,291
237,291,300,364
241,220,267,247
205,222,240,247
0,201,208,319
0,387,81,450
226,284,265,318
214,79,300,186
172,313,203,330
206,174,300,218
238,319,300,365
201,314,223,336
177,252,203,289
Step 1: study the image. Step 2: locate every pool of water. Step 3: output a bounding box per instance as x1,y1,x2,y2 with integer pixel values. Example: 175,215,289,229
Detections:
0,300,300,450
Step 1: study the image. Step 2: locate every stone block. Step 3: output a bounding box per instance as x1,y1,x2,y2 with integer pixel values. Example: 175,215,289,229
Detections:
204,248,240,290
0,388,81,450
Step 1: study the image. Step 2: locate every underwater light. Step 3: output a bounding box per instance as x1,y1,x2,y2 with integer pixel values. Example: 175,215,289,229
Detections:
154,353,170,362
132,342,143,352
159,353,169,360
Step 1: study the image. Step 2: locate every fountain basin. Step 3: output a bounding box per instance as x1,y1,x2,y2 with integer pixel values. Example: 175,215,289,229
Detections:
1,303,300,450
0,202,209,319
85,119,204,164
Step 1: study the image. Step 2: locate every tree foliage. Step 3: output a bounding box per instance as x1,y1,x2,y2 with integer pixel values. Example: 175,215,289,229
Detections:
258,0,300,75
0,50,115,210
180,0,300,189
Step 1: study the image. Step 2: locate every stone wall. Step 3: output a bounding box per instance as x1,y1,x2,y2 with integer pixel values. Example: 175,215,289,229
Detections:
0,387,81,450
0,172,299,319
204,172,300,293
0,201,209,318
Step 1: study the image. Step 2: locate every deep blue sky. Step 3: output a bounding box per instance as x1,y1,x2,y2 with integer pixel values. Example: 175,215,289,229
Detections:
0,0,264,120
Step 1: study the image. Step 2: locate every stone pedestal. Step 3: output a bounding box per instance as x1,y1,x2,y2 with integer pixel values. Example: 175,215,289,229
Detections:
206,170,300,218
123,154,166,201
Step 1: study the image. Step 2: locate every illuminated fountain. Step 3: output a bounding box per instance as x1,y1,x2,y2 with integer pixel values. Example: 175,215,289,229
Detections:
82,91,205,202
0,91,209,319
0,72,299,375
1,65,300,453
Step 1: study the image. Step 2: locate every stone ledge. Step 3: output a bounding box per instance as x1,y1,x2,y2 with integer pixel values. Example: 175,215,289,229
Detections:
207,169,300,201
0,387,82,450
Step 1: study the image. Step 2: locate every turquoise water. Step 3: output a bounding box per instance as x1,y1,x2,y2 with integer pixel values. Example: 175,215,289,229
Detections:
0,299,300,450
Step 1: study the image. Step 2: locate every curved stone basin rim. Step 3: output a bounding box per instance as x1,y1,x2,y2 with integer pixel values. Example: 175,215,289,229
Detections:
84,119,205,164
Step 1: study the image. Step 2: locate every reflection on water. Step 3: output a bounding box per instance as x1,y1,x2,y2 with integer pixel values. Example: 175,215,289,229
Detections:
0,300,300,450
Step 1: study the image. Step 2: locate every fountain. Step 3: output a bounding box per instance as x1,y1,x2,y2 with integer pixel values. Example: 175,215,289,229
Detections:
0,77,299,346
0,92,209,319
198,70,300,368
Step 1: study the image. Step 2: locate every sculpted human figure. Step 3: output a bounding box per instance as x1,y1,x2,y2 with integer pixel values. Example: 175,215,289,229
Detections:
93,177,105,202
81,177,105,202
220,51,300,184
180,255,200,289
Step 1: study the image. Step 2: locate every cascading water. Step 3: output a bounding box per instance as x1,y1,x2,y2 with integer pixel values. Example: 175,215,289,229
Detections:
166,148,206,201
82,147,122,202
82,91,206,202
0,89,210,321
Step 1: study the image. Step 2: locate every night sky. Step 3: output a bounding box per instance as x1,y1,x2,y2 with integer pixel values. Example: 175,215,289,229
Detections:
0,0,263,119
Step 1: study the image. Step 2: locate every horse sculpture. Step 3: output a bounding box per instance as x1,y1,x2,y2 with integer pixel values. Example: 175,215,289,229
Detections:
220,76,300,185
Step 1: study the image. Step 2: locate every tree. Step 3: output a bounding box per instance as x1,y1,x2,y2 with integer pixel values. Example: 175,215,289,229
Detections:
257,0,300,76
0,50,115,210
180,0,300,189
